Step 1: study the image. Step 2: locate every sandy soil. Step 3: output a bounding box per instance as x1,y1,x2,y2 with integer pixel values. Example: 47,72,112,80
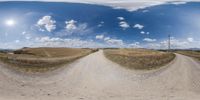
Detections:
0,50,200,100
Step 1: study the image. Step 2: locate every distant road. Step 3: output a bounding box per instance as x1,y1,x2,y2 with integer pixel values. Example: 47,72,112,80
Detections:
0,50,200,100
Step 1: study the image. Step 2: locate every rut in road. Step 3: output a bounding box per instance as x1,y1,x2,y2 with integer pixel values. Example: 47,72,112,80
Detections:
0,50,200,100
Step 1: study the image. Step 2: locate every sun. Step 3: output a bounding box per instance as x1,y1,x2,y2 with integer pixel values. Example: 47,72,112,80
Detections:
5,19,15,26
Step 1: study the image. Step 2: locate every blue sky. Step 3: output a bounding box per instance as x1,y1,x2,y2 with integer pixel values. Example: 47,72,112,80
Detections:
0,1,200,49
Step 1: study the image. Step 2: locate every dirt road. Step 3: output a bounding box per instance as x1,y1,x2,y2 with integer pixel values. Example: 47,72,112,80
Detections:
0,50,200,100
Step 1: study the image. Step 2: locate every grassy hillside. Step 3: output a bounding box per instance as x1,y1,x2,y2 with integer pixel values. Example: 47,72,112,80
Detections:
0,47,97,73
13,47,92,57
104,49,175,70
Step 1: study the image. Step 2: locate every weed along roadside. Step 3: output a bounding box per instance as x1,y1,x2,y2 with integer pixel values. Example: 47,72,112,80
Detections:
104,48,175,70
0,48,98,73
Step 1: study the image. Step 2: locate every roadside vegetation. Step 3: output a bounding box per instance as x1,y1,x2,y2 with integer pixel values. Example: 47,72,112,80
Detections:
0,47,97,73
176,50,200,61
104,48,175,70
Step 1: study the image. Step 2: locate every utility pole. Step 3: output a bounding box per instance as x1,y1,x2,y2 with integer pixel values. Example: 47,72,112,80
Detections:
168,34,171,52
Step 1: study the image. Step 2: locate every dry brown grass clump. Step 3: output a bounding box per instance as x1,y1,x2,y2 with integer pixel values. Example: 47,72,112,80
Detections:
13,47,94,57
176,50,200,61
0,47,97,73
104,48,175,70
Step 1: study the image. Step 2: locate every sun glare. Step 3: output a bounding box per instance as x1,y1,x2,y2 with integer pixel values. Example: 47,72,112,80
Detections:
5,19,15,26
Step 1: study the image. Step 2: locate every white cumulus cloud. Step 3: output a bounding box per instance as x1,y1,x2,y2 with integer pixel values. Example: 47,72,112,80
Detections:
106,38,124,46
35,36,104,48
143,38,157,42
104,37,110,41
187,37,194,42
65,20,77,30
56,20,91,36
140,31,145,34
140,31,149,35
119,21,130,30
117,17,130,30
143,37,200,49
133,24,144,29
98,21,104,27
117,17,125,20
128,42,141,48
96,35,104,40
95,34,124,47
37,15,56,32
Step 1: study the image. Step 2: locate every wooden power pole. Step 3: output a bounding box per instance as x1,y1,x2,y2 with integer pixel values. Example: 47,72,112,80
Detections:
168,34,171,52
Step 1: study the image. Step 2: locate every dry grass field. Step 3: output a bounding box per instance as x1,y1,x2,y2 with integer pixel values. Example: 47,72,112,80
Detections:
104,49,175,70
176,50,200,61
0,47,97,73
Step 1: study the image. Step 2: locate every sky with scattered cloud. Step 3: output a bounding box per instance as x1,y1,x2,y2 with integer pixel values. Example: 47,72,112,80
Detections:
0,1,200,49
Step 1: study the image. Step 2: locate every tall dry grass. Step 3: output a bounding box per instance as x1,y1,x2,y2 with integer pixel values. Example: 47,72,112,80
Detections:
0,48,97,73
104,48,175,70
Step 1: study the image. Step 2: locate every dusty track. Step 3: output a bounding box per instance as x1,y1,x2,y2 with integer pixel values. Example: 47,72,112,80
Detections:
0,50,200,100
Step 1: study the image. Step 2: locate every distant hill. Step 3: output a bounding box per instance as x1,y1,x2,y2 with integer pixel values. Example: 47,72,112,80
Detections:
187,48,200,50
0,49,14,53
